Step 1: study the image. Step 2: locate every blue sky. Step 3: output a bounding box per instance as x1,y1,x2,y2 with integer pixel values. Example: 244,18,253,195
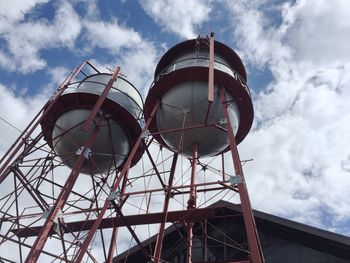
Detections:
1,0,350,242
0,0,275,98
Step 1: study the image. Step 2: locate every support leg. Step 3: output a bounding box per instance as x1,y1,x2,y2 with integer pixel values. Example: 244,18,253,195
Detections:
220,88,264,263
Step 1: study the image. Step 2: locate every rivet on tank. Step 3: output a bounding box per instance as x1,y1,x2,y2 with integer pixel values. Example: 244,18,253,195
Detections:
40,67,144,174
144,33,254,158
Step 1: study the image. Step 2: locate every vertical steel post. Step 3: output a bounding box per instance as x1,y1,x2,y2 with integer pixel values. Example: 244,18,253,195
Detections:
186,222,193,263
208,32,215,103
204,33,215,124
187,143,198,210
186,143,198,263
220,88,264,263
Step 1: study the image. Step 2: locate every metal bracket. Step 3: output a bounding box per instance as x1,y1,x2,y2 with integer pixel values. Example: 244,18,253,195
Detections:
229,175,242,186
41,208,50,219
141,131,150,139
107,190,120,201
41,207,63,221
182,108,190,115
219,118,228,125
41,207,63,236
75,147,91,159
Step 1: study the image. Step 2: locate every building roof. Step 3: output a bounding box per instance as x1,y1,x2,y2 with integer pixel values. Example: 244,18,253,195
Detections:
113,200,350,262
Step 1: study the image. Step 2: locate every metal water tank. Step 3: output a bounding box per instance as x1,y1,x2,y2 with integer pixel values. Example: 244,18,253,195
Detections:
41,73,144,174
144,38,253,157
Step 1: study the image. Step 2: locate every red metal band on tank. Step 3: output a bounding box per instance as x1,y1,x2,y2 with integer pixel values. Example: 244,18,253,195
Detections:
40,92,144,167
144,66,253,154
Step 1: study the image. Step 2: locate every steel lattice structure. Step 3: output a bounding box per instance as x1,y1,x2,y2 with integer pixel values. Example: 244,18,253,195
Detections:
0,34,264,263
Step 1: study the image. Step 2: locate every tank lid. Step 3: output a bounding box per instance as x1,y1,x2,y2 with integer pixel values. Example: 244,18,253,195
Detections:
155,39,247,81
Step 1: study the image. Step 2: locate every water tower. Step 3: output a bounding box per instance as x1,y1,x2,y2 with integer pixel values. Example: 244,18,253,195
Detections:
0,35,264,263
142,33,262,263
41,72,144,174
145,34,253,157
0,62,146,262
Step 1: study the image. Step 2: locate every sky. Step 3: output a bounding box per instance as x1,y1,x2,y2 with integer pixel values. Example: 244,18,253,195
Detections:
0,0,350,247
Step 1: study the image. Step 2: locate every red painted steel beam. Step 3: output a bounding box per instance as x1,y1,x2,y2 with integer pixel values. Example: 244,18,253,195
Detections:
124,179,236,196
150,122,219,136
11,166,48,211
144,145,166,189
12,207,219,238
172,186,232,196
86,60,100,73
220,88,264,263
208,32,215,102
204,32,215,124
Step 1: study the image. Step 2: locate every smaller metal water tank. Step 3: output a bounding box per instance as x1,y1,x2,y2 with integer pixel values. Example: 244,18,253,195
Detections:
41,73,144,174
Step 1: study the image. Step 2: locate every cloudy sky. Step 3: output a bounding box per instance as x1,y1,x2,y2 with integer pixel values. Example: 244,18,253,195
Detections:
1,0,350,243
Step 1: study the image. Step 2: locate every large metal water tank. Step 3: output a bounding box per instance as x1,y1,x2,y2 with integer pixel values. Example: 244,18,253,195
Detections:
144,38,253,157
41,73,144,174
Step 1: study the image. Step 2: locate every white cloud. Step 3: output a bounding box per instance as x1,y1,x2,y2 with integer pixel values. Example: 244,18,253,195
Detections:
0,0,159,91
0,0,82,73
284,0,350,65
118,40,158,96
0,83,47,153
0,51,16,71
76,0,100,19
226,0,291,69
1,1,350,259
140,0,212,39
83,20,142,53
83,18,159,96
0,0,49,22
225,0,350,232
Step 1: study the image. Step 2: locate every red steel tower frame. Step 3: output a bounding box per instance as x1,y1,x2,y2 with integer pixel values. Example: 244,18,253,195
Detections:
0,35,264,263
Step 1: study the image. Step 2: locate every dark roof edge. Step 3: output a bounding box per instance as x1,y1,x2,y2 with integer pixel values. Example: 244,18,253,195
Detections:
215,200,350,246
112,200,350,262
